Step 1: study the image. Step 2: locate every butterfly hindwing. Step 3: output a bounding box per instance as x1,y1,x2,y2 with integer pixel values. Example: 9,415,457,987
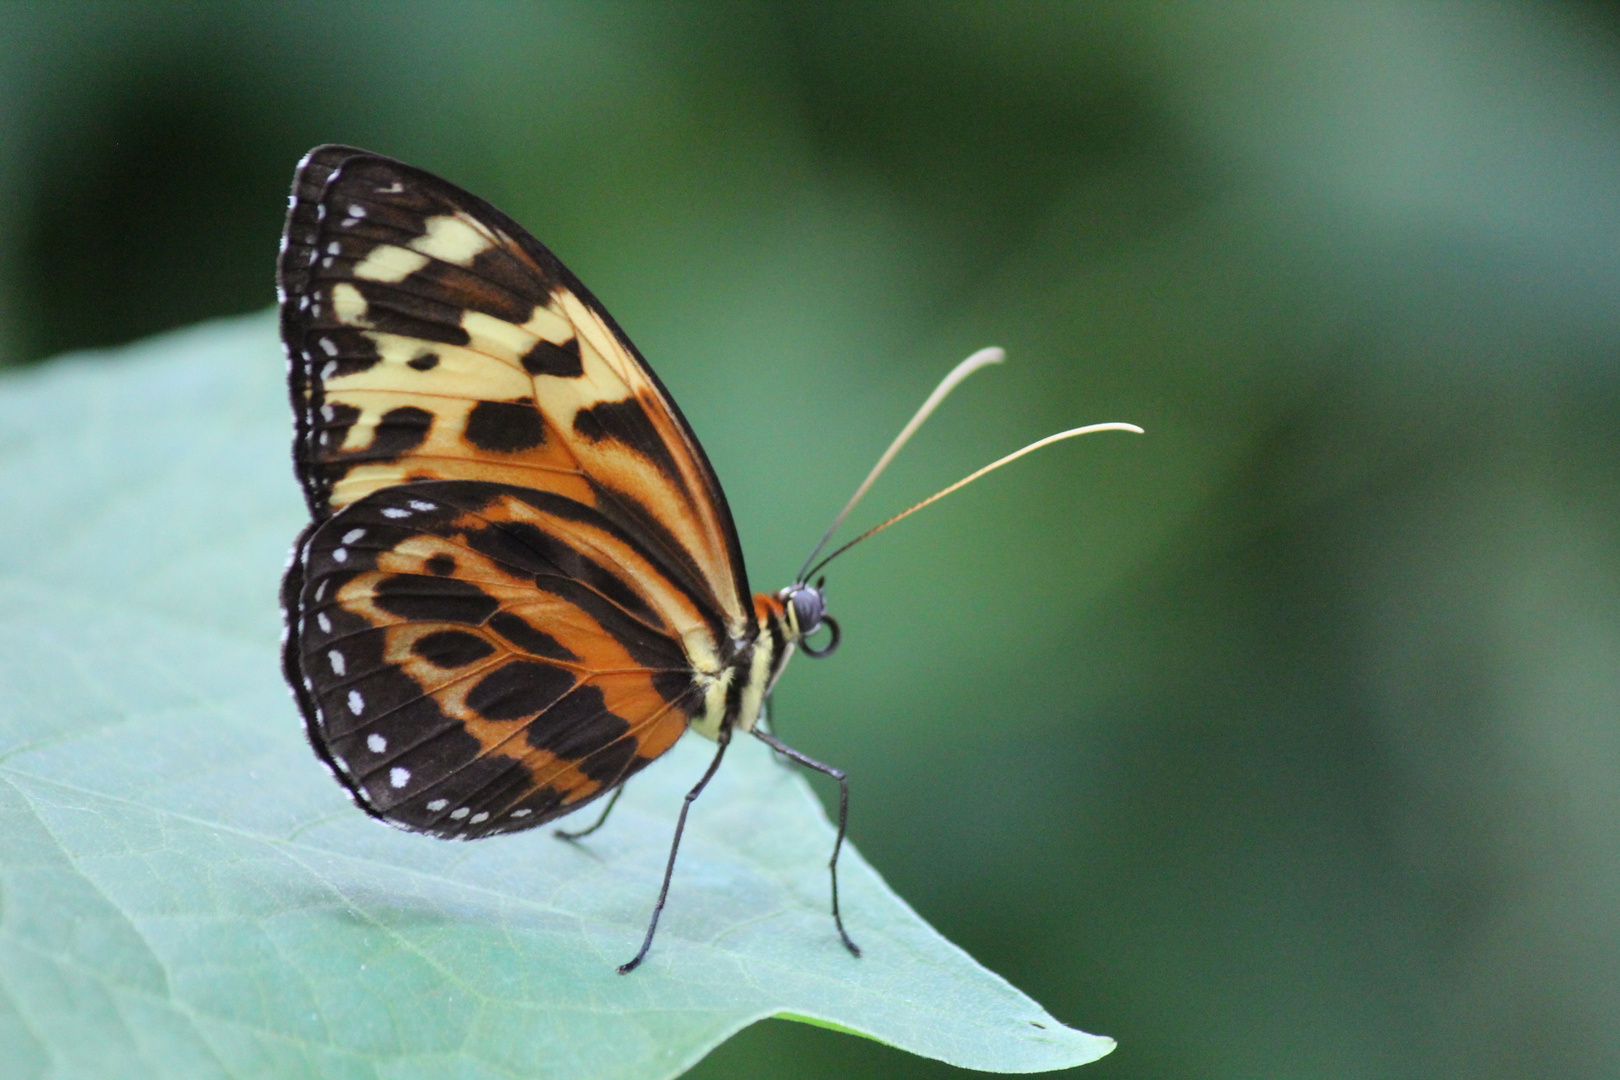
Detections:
286,480,703,838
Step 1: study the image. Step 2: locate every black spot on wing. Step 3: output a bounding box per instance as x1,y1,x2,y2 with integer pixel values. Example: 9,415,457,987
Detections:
464,399,547,453
365,406,434,460
521,336,583,377
572,398,682,485
523,784,569,817
458,518,561,575
349,278,473,347
489,611,578,661
382,255,540,326
374,574,500,624
459,515,662,628
466,660,576,721
425,554,456,576
413,629,497,669
524,683,631,762
407,352,439,371
578,736,641,785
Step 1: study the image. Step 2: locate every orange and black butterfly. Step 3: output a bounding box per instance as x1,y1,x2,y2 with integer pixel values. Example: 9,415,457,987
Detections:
277,145,1138,972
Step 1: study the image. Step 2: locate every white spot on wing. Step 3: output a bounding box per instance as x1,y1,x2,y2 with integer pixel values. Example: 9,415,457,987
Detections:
348,689,365,715
316,612,331,633
469,812,489,824
390,767,410,789
318,337,338,356
347,204,367,218
427,798,448,812
510,808,532,818
450,807,470,820
326,241,341,255
328,649,346,676
342,528,366,544
332,548,348,563
367,733,386,753
408,500,437,511
381,507,411,519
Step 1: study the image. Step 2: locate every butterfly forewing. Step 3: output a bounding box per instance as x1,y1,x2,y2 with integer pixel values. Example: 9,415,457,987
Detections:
279,145,750,632
279,145,754,839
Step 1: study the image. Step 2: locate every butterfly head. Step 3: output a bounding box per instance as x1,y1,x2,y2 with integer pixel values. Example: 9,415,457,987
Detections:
780,578,840,658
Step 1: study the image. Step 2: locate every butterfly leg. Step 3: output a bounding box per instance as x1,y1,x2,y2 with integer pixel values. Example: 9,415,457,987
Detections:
750,728,862,959
758,697,793,768
619,729,732,974
554,783,627,841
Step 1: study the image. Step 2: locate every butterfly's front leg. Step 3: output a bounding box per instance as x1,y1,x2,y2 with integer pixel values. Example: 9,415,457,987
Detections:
757,696,793,768
749,727,862,959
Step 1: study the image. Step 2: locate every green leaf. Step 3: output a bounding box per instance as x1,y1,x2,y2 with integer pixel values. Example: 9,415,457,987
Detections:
0,313,1113,1079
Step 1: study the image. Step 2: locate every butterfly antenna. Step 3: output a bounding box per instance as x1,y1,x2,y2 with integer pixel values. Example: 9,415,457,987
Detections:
796,347,1007,583
803,421,1144,582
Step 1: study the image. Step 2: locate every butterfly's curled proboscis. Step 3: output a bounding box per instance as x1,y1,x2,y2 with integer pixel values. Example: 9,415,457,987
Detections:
276,145,1141,974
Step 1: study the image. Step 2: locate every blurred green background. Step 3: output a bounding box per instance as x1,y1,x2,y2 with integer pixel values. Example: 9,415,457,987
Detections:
5,3,1620,1077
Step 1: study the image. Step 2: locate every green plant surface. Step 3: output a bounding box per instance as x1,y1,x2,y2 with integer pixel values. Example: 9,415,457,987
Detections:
0,313,1113,1080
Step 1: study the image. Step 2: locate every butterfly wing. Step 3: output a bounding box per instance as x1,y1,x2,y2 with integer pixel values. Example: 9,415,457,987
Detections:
284,481,712,837
278,146,751,837
279,145,750,639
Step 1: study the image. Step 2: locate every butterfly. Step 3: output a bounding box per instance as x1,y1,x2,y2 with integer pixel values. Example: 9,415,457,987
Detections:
276,145,1140,972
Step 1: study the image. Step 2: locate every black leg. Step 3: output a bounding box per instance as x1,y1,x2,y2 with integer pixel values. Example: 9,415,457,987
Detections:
759,697,792,767
750,727,862,959
553,782,626,841
619,729,731,974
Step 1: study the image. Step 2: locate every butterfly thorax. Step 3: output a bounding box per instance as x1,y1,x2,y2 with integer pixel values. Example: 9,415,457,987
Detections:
684,585,824,741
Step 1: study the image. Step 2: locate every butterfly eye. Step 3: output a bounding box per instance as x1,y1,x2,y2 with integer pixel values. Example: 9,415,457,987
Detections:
787,585,839,658
788,585,825,637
